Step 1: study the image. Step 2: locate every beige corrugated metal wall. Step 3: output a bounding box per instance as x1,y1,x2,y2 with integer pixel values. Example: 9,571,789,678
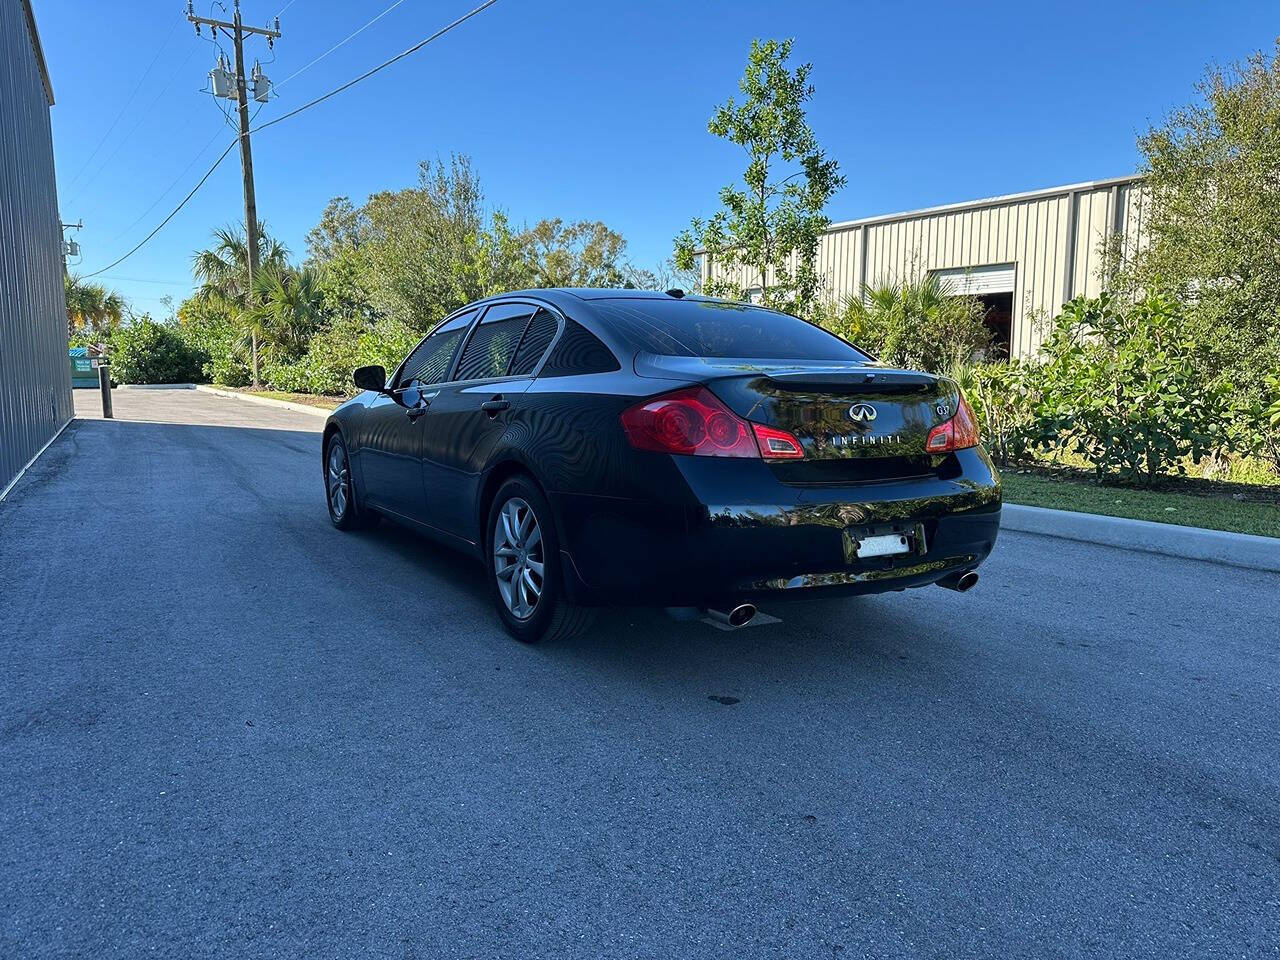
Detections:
704,175,1149,358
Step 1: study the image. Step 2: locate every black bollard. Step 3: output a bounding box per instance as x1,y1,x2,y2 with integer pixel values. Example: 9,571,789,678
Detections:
98,363,113,419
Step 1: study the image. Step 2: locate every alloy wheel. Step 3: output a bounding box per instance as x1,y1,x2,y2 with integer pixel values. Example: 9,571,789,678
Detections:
492,497,544,620
327,442,349,520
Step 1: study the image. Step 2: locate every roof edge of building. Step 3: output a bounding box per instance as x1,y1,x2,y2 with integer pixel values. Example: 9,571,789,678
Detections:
825,173,1146,234
21,0,55,106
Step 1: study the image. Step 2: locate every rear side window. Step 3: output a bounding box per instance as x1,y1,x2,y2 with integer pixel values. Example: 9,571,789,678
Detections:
454,303,535,381
508,309,559,376
539,319,620,377
400,310,476,386
592,298,868,361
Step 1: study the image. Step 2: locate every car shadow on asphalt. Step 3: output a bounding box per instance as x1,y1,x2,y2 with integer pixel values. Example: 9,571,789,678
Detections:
357,514,951,695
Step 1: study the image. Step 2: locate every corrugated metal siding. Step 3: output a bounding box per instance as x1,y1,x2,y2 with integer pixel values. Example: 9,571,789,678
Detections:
705,175,1149,359
1,0,71,495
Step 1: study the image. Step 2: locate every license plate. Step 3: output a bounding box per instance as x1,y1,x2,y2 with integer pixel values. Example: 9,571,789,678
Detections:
854,533,912,558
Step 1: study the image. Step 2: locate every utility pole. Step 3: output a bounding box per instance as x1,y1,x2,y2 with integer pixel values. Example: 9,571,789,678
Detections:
186,0,279,387
60,221,83,338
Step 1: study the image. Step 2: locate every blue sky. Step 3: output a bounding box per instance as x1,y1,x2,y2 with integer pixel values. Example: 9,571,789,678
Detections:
38,0,1279,315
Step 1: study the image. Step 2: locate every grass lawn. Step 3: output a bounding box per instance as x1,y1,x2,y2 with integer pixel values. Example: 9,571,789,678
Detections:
1001,469,1280,539
228,388,343,411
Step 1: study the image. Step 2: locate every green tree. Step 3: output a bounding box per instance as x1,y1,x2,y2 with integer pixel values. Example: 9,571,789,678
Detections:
674,38,845,314
305,196,369,265
191,223,289,386
1117,41,1280,406
247,265,326,362
361,155,499,331
64,274,126,344
525,218,628,287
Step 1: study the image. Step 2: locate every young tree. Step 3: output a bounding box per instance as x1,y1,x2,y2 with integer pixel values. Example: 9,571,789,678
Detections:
674,38,845,315
247,265,326,362
191,223,289,386
1119,41,1280,406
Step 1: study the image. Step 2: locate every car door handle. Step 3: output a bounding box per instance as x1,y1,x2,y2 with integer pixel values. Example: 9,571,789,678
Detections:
480,398,510,416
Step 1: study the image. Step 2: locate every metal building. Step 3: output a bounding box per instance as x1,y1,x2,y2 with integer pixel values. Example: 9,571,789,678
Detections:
704,174,1148,359
1,0,72,498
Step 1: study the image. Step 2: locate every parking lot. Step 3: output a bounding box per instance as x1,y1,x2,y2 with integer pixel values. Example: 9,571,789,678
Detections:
1,388,1278,958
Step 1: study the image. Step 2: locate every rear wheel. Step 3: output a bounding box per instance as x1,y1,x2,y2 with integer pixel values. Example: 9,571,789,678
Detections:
487,477,594,643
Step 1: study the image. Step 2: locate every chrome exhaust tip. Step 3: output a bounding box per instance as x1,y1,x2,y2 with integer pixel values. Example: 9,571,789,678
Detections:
937,570,979,593
707,603,758,628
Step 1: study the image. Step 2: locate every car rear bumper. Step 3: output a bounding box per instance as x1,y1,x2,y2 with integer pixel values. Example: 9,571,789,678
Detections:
551,447,1002,607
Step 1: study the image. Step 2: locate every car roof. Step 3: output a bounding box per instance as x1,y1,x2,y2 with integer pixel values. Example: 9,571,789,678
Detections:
479,287,726,307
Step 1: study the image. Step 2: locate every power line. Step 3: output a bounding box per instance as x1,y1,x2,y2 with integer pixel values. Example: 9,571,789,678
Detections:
62,15,184,191
275,0,410,90
80,0,501,278
101,126,230,246
251,0,499,136
95,276,192,285
66,43,203,209
274,0,301,18
81,139,238,279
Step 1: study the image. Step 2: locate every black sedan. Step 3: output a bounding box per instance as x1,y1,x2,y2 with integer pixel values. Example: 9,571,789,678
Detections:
322,289,1001,642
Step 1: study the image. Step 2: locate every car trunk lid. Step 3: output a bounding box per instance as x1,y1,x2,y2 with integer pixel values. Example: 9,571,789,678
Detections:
633,354,959,482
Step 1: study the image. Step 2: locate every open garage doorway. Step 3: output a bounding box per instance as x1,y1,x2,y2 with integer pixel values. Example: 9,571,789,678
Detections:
931,264,1015,359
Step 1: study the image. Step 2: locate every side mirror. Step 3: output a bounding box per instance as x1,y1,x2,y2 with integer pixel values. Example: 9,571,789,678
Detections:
353,364,387,393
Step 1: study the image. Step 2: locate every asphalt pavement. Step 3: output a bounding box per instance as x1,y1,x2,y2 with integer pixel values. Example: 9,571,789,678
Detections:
1,388,1277,959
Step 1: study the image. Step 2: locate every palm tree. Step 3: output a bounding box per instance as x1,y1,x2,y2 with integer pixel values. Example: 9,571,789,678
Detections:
65,275,125,344
192,223,288,385
246,265,325,363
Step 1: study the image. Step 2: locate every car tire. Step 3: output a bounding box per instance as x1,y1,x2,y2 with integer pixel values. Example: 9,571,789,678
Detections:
487,477,594,644
325,432,378,530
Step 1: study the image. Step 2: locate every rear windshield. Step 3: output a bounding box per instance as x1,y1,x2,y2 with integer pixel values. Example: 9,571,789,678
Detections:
591,298,869,361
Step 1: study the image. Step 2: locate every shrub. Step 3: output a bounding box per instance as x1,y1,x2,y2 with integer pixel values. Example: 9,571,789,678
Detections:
816,275,993,374
264,315,420,396
1232,373,1280,476
108,317,204,384
1032,292,1234,485
946,360,1044,467
176,297,244,385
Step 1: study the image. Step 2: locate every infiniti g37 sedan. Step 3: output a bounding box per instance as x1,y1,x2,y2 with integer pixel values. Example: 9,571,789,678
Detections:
322,289,1001,642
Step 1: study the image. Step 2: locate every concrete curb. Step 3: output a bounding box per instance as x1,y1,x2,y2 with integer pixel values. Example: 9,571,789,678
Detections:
1001,503,1280,573
194,385,335,418
117,383,196,390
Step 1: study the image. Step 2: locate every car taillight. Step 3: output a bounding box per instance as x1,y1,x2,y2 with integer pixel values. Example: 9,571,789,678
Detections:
925,395,980,453
751,422,804,459
620,387,804,460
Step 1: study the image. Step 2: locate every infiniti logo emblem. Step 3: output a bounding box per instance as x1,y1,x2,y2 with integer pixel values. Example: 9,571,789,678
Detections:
848,402,877,422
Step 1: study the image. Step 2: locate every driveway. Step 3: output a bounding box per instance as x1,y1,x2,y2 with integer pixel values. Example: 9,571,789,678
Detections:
1,388,1277,959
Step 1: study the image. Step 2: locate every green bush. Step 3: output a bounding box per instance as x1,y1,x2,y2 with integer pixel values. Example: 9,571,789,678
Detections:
1232,373,1280,475
1031,292,1234,485
108,317,204,385
175,298,245,385
946,360,1044,467
264,315,420,396
816,275,993,374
